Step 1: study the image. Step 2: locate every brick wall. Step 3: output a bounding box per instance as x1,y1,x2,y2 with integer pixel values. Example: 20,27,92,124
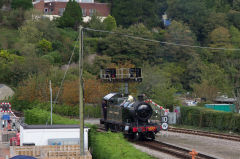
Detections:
33,0,45,12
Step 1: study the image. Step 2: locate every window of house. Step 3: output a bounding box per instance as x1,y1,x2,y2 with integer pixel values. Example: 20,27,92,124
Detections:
89,9,96,16
44,8,48,13
82,8,86,16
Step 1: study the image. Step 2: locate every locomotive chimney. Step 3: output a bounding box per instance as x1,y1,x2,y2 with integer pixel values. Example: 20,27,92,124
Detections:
137,94,145,102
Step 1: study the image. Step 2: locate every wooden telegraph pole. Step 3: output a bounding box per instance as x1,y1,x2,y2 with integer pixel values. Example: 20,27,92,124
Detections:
79,26,84,156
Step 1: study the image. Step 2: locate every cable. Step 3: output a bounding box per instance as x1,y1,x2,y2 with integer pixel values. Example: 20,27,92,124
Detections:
53,35,79,104
84,27,240,51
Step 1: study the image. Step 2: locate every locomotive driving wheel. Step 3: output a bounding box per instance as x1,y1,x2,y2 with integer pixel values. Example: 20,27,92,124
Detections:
133,132,140,141
104,123,109,131
149,132,155,141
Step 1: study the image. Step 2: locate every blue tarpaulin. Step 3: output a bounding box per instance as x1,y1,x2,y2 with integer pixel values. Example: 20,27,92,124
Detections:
10,155,37,159
1,114,10,120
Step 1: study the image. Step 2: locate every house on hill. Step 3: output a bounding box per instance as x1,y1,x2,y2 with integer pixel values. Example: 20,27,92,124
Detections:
33,0,110,22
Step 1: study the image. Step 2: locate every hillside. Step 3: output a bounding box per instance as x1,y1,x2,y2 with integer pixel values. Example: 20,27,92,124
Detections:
0,0,240,111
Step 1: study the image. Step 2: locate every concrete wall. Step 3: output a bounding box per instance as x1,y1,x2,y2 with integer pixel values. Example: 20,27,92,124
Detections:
20,126,89,151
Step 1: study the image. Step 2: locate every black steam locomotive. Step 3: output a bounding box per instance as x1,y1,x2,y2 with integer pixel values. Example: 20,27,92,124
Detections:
100,93,164,140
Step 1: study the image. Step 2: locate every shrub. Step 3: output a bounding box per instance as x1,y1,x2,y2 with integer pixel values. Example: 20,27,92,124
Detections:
24,108,79,125
180,106,240,132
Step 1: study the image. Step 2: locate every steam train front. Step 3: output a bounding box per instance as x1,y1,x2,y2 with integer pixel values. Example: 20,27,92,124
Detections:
100,93,164,140
122,98,161,140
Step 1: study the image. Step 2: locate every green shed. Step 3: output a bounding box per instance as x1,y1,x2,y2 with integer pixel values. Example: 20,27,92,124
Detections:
205,104,236,112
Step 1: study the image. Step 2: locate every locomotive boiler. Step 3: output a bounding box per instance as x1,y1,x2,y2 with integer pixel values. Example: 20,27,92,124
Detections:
100,93,165,140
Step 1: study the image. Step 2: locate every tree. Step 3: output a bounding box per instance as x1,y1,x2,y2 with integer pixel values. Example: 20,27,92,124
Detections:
208,27,233,65
167,0,209,40
11,0,32,10
103,15,117,31
37,39,53,55
202,12,228,43
100,24,159,66
111,0,163,28
204,0,231,12
137,65,178,109
230,26,240,48
192,63,232,100
87,14,105,37
58,0,82,29
233,0,240,11
163,21,197,63
228,11,240,30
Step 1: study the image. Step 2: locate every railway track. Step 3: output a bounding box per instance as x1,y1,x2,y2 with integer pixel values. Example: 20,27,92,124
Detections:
168,127,240,142
134,140,217,159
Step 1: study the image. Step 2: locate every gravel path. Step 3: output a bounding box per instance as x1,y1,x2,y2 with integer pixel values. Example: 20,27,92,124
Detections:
157,131,240,159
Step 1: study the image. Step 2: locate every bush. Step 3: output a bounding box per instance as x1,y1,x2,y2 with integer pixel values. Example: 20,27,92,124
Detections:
24,108,79,125
180,106,240,132
89,129,154,159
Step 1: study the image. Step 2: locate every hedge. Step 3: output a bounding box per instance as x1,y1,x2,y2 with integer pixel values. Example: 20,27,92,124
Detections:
180,106,240,132
24,108,79,125
89,128,154,159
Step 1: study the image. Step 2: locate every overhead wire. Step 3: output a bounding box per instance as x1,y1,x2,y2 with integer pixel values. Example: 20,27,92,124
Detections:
53,35,79,104
84,27,240,51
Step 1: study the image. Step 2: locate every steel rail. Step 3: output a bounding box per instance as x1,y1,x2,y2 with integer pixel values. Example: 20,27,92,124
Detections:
168,127,240,142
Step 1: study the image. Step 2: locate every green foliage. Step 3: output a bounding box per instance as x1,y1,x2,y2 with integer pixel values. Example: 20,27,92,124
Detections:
11,97,101,118
100,23,159,65
48,51,62,64
138,65,179,109
228,12,240,30
87,14,105,37
2,9,26,28
233,0,240,11
111,0,165,28
204,0,231,12
0,49,24,62
41,55,54,64
58,0,82,29
89,130,154,159
24,108,79,125
11,0,32,10
103,15,117,31
167,0,209,39
37,39,53,55
163,21,197,63
230,26,240,48
180,106,240,132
